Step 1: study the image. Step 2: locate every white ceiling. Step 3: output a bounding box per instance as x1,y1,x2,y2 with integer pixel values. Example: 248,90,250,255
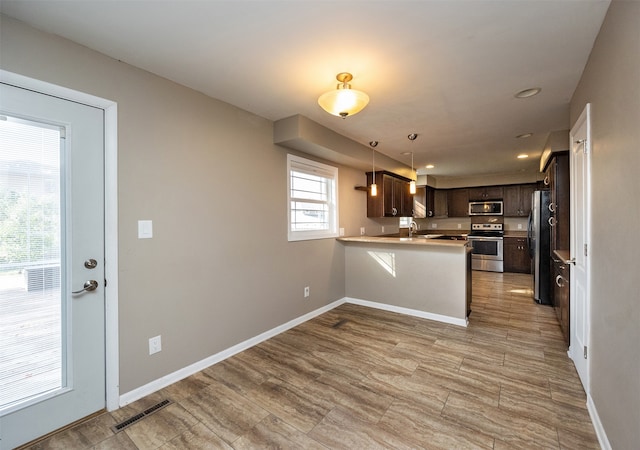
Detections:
0,1,610,179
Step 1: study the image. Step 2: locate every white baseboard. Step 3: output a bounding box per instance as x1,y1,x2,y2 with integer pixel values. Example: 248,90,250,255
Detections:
119,298,346,407
345,297,468,327
587,394,611,450
119,295,467,406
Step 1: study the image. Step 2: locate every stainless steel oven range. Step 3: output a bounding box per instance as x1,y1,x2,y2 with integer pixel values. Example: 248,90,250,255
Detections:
467,223,504,272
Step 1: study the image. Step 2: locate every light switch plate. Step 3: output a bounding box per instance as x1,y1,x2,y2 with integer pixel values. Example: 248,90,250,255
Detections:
138,220,153,239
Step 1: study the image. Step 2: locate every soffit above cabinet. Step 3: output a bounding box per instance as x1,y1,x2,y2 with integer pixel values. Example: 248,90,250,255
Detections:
274,115,413,179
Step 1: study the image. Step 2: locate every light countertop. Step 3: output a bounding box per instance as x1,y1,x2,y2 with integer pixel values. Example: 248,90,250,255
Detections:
337,236,469,248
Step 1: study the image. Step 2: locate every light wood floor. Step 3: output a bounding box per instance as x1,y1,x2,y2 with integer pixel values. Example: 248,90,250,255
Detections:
25,271,599,449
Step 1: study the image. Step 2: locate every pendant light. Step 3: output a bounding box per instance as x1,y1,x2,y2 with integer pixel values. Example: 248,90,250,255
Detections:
369,141,378,196
318,72,370,118
408,133,417,194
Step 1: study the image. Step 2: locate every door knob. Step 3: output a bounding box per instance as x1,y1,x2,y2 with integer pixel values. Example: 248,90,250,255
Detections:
72,280,98,294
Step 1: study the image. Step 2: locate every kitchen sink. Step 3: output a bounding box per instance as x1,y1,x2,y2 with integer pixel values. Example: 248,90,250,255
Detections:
417,234,467,240
432,235,467,240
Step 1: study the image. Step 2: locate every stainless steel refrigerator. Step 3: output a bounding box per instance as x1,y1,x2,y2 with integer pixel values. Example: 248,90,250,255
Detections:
528,190,551,305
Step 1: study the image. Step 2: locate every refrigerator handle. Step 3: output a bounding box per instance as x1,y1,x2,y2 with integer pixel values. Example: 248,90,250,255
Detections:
527,211,533,257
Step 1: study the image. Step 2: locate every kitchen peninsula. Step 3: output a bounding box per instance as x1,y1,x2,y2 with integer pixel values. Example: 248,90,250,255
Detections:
337,236,472,326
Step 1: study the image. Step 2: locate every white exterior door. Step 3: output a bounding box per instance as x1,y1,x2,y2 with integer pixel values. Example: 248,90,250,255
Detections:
0,83,106,448
569,103,591,392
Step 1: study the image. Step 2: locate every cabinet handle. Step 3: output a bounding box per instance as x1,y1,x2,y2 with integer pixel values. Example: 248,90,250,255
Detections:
548,202,555,213
555,275,565,288
548,217,556,227
392,207,398,216
543,175,550,186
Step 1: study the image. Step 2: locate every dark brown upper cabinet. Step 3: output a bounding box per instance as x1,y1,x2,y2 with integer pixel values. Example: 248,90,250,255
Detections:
446,188,469,217
503,183,537,217
366,171,414,217
468,185,504,201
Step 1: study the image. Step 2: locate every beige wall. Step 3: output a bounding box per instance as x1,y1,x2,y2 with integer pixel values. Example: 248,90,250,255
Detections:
0,15,382,393
569,1,640,447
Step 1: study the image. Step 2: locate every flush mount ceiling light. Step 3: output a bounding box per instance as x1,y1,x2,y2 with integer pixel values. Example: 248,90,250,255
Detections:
516,132,533,139
514,87,541,98
369,141,378,196
318,72,370,118
425,164,435,169
407,133,418,194
517,154,529,159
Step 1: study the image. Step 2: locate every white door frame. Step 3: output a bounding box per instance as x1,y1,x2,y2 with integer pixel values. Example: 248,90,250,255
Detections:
0,70,120,411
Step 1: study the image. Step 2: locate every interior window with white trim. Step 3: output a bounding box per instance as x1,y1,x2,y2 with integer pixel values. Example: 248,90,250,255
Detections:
287,154,339,241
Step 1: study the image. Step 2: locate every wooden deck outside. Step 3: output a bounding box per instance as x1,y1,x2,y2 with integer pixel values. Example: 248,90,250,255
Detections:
0,278,62,411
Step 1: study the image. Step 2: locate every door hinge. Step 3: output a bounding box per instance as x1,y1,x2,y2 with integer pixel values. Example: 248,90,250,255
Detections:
584,243,588,257
104,278,108,287
584,346,588,359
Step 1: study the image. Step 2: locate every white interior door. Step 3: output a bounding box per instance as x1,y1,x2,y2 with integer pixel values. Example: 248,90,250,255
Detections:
0,83,106,448
569,103,591,392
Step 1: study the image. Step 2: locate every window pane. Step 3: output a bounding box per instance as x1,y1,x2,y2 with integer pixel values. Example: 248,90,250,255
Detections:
287,154,338,241
0,117,63,412
291,170,328,202
291,201,328,231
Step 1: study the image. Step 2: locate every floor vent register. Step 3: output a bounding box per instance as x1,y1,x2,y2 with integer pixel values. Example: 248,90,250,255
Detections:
111,399,173,433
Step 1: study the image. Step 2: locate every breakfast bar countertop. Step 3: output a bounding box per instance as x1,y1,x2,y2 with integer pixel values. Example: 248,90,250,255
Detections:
337,235,470,247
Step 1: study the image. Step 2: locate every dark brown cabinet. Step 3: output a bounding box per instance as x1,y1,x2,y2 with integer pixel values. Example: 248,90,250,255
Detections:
468,185,504,201
503,183,536,217
366,171,413,217
446,188,469,217
546,153,570,252
544,150,570,346
503,237,531,273
413,186,435,218
433,189,448,217
553,257,570,344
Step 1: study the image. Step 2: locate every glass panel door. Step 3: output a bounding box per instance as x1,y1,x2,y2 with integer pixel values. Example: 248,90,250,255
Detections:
0,81,105,449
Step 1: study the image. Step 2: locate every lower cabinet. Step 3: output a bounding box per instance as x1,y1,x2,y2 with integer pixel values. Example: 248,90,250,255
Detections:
553,259,570,345
503,237,531,273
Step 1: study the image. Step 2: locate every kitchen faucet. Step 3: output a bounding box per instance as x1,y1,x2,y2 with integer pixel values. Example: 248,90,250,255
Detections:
409,220,418,237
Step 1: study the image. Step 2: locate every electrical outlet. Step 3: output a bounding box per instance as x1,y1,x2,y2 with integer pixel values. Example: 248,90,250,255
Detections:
149,335,161,355
381,226,385,233
360,227,365,235
304,286,310,298
518,223,523,230
339,227,345,236
457,223,462,229
431,223,438,229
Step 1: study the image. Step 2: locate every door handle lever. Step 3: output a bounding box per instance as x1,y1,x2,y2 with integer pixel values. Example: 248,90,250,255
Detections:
72,280,98,294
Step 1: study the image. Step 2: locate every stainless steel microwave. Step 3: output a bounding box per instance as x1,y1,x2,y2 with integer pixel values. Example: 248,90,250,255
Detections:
469,201,503,216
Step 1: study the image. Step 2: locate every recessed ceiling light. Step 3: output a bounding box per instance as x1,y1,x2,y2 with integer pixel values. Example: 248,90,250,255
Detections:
401,151,412,156
516,132,533,139
517,154,529,159
515,87,541,98
425,164,435,169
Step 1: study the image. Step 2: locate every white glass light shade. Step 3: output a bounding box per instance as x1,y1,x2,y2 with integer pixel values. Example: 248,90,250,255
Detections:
409,180,416,195
318,86,369,118
371,183,377,197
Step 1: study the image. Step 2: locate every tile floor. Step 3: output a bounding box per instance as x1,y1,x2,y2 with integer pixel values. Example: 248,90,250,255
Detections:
24,271,600,449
